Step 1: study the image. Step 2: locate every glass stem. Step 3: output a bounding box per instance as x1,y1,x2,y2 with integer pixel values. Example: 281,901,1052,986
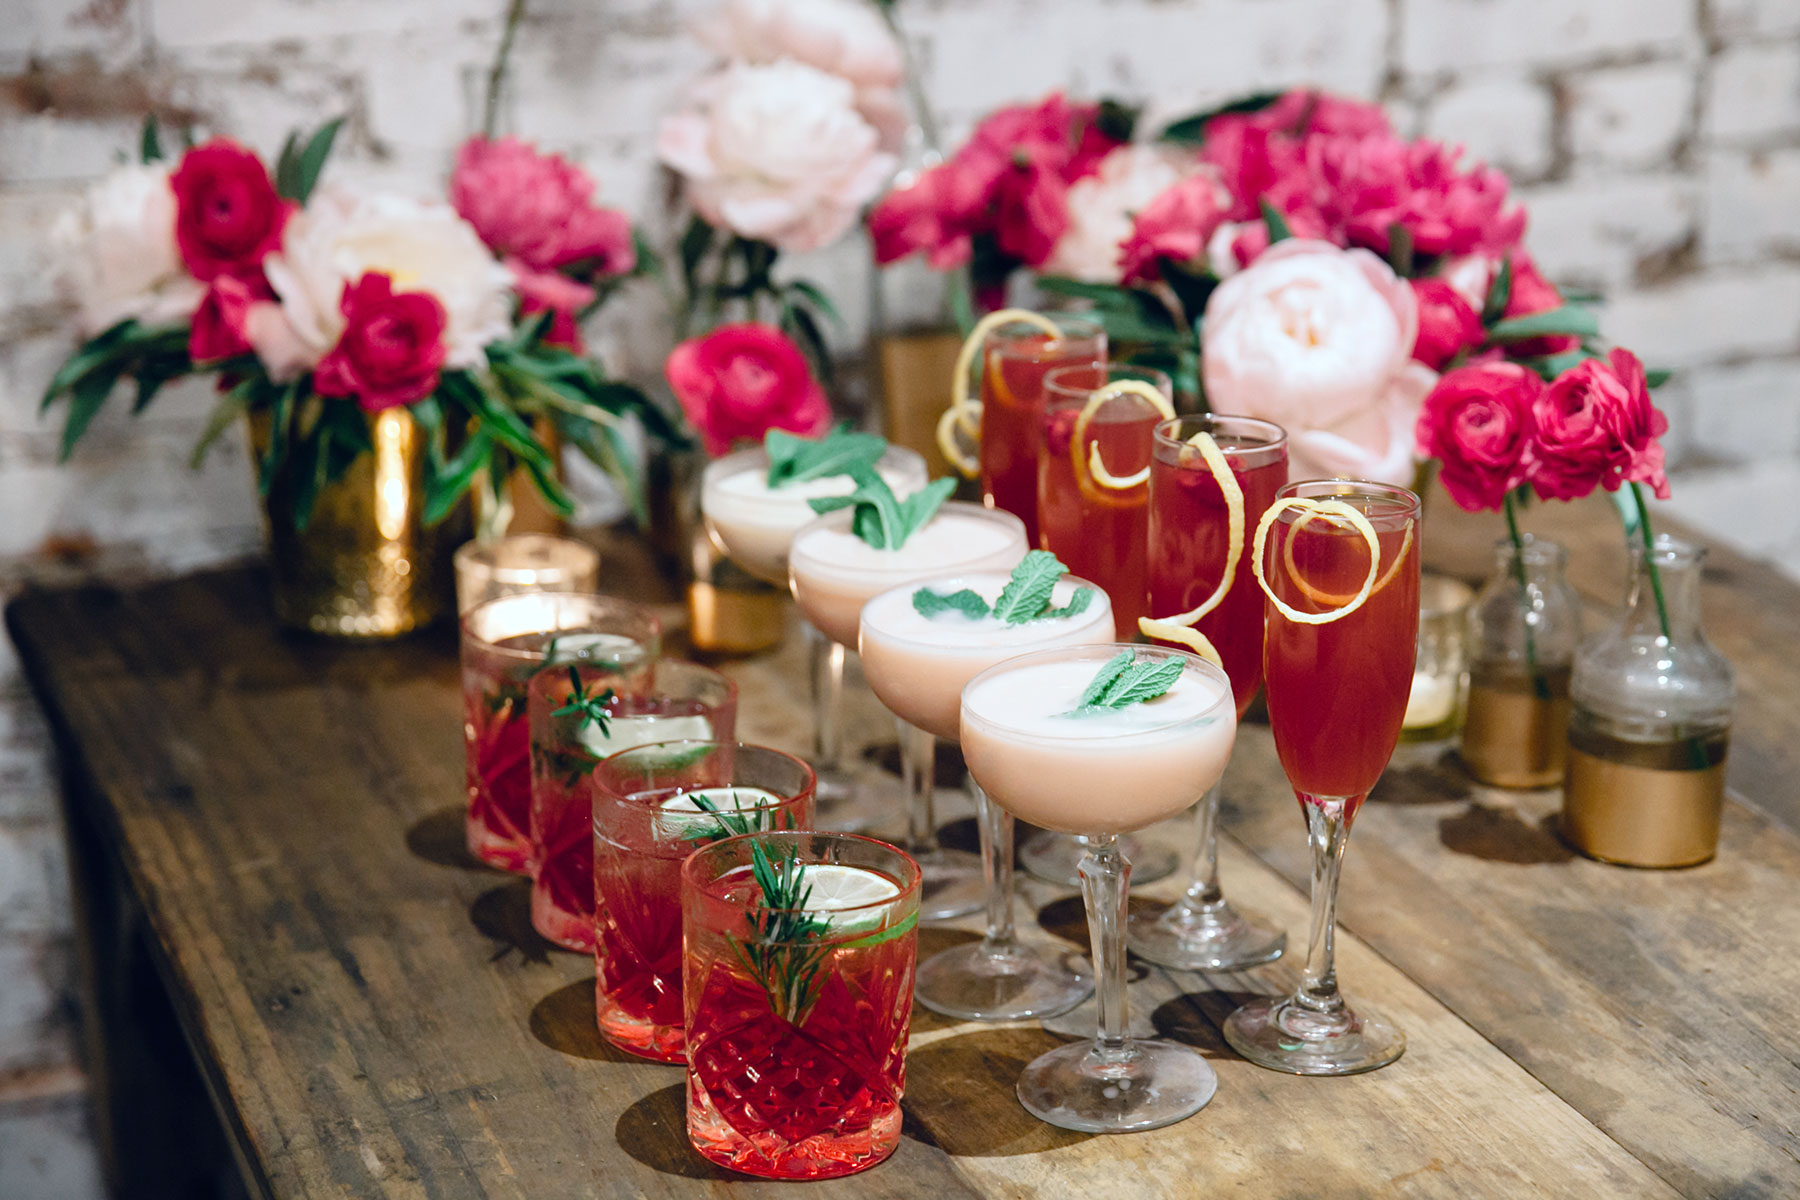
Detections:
899,719,937,859
1178,785,1224,913
973,783,1016,949
1294,799,1352,1019
808,629,847,770
1078,834,1133,1060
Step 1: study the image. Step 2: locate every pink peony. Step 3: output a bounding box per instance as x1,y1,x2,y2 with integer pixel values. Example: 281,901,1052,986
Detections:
1202,239,1436,484
450,136,635,278
665,323,831,456
1119,172,1230,285
1047,145,1208,283
1415,362,1542,511
1307,133,1526,260
696,0,902,91
1410,277,1486,370
1528,348,1670,501
510,263,597,354
1198,89,1390,224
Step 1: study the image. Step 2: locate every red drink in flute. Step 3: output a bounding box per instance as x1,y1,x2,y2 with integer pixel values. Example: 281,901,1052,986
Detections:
1037,364,1169,639
592,742,814,1063
978,316,1105,546
527,660,737,952
683,832,920,1179
460,593,660,873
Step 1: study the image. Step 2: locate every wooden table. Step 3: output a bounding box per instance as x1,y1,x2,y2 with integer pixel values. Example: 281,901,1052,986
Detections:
8,496,1797,1199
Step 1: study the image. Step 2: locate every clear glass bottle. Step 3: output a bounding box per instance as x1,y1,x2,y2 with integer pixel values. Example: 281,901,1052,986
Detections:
1461,536,1583,787
1563,534,1734,867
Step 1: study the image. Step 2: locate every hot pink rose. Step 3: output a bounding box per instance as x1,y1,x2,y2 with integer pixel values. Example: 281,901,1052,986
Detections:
1410,277,1486,370
1202,239,1436,484
1308,133,1526,260
314,272,448,412
450,136,635,279
1119,173,1229,285
665,323,831,456
169,139,293,282
188,273,271,364
1528,348,1670,502
1415,362,1542,512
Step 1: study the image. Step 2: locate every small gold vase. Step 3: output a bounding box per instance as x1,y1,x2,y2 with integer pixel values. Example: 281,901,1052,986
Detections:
252,408,464,639
876,329,962,479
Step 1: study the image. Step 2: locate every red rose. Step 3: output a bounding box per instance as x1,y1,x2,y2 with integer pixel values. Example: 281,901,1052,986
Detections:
1415,362,1542,512
313,272,447,413
1119,174,1229,285
1503,252,1579,356
168,139,292,282
1528,348,1670,502
1410,278,1485,370
665,323,831,457
188,273,272,364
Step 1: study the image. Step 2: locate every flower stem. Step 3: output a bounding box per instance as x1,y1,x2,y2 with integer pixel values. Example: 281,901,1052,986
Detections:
482,0,529,139
1630,483,1674,642
1503,491,1551,701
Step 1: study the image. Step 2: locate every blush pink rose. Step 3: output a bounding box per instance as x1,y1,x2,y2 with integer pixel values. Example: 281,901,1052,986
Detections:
1410,277,1486,370
666,323,831,456
450,136,635,278
1307,133,1526,260
1415,362,1542,512
1203,239,1436,484
1118,171,1229,285
1528,348,1670,502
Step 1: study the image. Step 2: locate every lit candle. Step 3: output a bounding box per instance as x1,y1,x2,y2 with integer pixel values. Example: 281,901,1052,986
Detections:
454,534,601,614
1402,573,1474,741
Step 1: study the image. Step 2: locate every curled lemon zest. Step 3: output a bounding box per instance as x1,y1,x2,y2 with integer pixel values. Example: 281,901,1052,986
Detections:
1252,497,1384,625
937,308,1062,478
1071,380,1176,491
1136,431,1243,651
1282,514,1415,606
1138,617,1224,669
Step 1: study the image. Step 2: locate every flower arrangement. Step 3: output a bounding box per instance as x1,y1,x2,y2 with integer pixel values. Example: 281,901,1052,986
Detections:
42,117,669,532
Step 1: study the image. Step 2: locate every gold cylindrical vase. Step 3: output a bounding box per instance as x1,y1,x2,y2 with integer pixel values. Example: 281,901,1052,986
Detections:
253,408,463,639
877,330,961,479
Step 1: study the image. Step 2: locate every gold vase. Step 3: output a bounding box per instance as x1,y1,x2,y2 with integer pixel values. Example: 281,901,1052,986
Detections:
252,409,465,639
876,329,962,479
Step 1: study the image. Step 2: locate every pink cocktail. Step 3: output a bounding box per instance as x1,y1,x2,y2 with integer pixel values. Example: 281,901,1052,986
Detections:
592,742,814,1062
977,316,1105,545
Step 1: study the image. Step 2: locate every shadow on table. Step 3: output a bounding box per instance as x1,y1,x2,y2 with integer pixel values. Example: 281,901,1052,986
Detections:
1370,747,1473,806
1439,802,1575,865
616,1084,738,1180
903,1027,1091,1156
530,979,654,1064
404,804,502,873
1149,993,1255,1060
470,878,558,966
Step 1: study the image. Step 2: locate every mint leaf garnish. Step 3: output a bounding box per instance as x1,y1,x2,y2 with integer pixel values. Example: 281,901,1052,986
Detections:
992,549,1066,624
1072,651,1185,713
1042,587,1096,621
809,468,954,550
765,425,887,488
913,587,991,619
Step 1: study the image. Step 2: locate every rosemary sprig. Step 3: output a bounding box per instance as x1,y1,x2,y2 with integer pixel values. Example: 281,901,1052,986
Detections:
550,666,615,735
682,789,778,845
729,839,832,1025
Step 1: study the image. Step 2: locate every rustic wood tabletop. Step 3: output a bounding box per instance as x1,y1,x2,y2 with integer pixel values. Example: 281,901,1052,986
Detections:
7,493,1796,1199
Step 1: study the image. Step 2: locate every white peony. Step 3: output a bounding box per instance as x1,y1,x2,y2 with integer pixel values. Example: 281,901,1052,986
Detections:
657,60,895,254
261,185,513,376
51,163,204,338
1045,145,1206,284
696,0,903,90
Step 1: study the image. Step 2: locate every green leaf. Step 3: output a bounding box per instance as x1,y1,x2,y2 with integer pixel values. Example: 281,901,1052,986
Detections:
189,380,253,469
912,587,990,620
1041,586,1096,621
1155,90,1284,146
289,117,343,204
257,382,297,497
57,363,126,461
806,467,946,550
1260,198,1292,245
273,129,302,201
1075,650,1135,708
784,278,843,331
991,549,1069,624
764,425,887,487
1482,256,1513,326
1645,368,1673,388
140,115,163,163
679,216,713,293
1158,260,1217,329
895,476,955,541
1095,97,1141,144
1093,655,1185,709
1487,305,1601,343
42,319,139,408
1387,223,1414,277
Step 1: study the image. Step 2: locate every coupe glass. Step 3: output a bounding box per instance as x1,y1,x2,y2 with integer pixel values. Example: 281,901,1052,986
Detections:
962,644,1237,1132
789,501,1028,920
459,592,660,873
1128,414,1289,971
700,444,928,833
1223,480,1421,1075
526,659,737,952
591,740,814,1062
859,569,1112,1019
977,314,1105,545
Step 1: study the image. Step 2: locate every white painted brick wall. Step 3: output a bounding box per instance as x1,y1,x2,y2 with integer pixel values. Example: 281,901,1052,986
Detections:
3,0,1800,1190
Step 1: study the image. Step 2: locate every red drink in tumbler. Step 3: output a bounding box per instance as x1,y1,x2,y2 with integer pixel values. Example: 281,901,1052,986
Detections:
978,317,1105,546
683,832,920,1180
592,743,814,1063
1262,484,1422,822
1147,415,1289,715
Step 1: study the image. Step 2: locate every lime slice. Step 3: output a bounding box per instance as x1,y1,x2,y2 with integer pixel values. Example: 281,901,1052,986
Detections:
795,864,915,945
545,631,645,666
579,713,712,757
654,786,781,839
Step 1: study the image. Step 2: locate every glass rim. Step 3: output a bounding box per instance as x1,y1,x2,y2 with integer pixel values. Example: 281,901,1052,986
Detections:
788,500,1028,581
680,829,923,917
986,314,1106,360
1629,530,1704,567
453,533,599,584
593,738,814,808
701,443,928,509
1041,362,1174,408
1153,413,1288,456
459,590,662,660
858,569,1113,653
959,641,1235,743
1274,478,1421,528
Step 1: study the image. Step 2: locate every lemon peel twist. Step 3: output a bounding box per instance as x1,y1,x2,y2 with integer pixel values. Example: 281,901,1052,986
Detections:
1282,514,1415,607
937,309,1063,478
1137,430,1242,669
1069,379,1176,492
1252,497,1385,625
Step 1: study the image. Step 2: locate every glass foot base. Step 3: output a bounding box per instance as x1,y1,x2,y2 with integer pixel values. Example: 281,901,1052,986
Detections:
917,847,985,921
915,940,1092,1021
1223,994,1405,1075
1126,899,1285,971
1017,1039,1217,1133
1020,831,1176,889
811,767,882,835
